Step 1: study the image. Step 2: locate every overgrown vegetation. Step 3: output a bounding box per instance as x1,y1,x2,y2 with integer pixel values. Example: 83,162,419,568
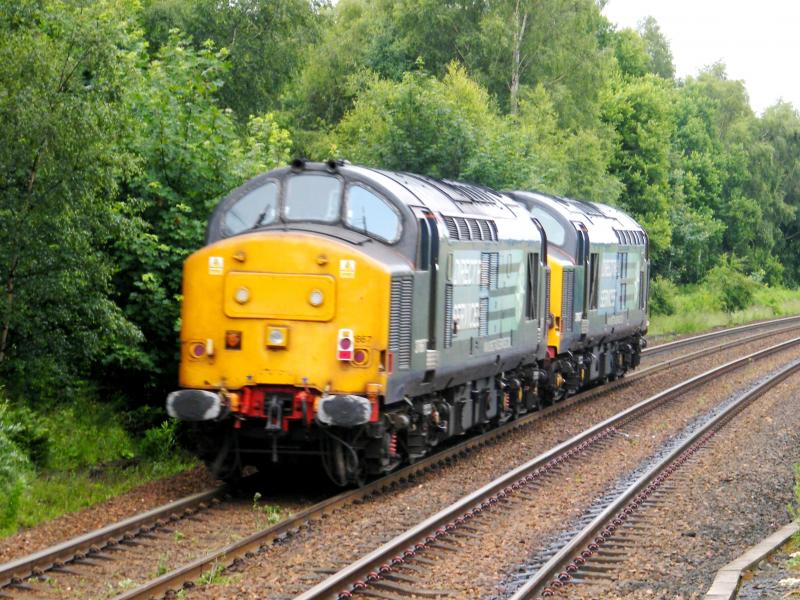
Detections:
649,284,800,337
0,391,194,535
2,0,800,533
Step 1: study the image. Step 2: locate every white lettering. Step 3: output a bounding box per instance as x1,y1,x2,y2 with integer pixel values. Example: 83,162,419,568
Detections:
453,302,480,330
453,259,481,286
483,337,512,352
599,289,617,309
601,258,617,278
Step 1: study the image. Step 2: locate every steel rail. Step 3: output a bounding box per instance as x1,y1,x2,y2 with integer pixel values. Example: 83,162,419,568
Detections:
3,320,794,598
114,328,799,600
643,314,800,357
292,337,800,600
0,487,224,589
509,356,800,599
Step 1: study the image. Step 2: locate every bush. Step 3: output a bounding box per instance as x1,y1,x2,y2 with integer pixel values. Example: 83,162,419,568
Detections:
0,431,31,530
121,404,168,437
137,420,180,462
705,261,758,313
649,276,677,316
0,400,50,469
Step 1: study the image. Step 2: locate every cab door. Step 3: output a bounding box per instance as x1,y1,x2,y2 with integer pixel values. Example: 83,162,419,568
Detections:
411,207,441,376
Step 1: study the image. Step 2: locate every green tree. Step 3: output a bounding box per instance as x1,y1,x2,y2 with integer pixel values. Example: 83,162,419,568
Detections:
602,74,676,259
0,0,143,396
114,31,292,394
610,28,649,79
288,0,612,130
674,66,791,282
760,102,800,283
141,0,325,119
333,64,491,178
639,16,674,79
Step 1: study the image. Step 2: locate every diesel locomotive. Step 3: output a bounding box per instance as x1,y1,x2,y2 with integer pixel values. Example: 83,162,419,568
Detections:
167,160,649,485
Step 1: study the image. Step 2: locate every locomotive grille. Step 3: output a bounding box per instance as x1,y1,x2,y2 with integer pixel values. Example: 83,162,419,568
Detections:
545,269,551,326
489,253,499,289
480,253,490,288
479,297,489,337
468,219,481,240
389,276,413,369
440,215,499,242
444,284,453,348
443,216,459,239
455,217,469,239
562,269,575,333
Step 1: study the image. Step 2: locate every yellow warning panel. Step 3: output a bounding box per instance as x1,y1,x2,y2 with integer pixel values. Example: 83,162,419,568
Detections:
223,272,336,321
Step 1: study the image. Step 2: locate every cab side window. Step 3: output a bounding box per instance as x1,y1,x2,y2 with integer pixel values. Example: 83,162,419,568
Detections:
345,185,401,243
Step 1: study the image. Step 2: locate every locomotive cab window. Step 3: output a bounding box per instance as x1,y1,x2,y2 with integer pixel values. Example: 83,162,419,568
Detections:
224,182,278,236
283,174,342,222
345,185,401,243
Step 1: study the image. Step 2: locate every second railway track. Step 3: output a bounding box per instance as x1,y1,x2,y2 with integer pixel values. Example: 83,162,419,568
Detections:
291,337,800,600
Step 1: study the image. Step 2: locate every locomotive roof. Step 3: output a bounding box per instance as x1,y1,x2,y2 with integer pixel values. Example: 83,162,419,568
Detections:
206,161,541,255
508,190,646,248
339,164,525,220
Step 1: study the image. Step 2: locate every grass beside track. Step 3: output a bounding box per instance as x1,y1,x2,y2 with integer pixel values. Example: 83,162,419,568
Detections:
0,396,196,538
650,286,800,337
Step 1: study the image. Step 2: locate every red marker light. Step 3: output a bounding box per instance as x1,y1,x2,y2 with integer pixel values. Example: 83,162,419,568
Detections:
192,343,205,357
225,331,242,350
337,329,354,361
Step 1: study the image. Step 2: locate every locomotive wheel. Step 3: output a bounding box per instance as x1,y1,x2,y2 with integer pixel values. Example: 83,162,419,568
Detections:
322,432,366,487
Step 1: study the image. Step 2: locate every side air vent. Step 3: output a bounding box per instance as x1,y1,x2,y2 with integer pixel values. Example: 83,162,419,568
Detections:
480,252,499,290
443,217,459,239
441,215,499,242
545,268,551,327
562,269,575,333
480,253,490,289
444,284,454,348
488,253,499,289
467,219,481,240
389,276,413,369
614,229,646,246
479,297,489,337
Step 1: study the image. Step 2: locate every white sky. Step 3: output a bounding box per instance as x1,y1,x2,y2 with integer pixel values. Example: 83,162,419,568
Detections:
602,0,800,115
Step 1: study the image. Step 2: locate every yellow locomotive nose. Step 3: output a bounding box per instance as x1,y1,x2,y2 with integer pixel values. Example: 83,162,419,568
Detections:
178,231,391,398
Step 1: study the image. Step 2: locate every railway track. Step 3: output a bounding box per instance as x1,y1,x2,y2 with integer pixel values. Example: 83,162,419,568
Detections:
508,358,800,599
290,337,800,600
0,488,225,593
0,317,798,599
641,314,800,358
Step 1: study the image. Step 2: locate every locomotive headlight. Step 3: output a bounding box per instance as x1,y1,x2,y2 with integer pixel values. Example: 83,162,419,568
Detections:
267,326,288,348
234,286,250,304
308,289,324,307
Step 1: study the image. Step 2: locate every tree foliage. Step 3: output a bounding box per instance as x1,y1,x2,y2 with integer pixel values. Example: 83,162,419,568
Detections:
114,31,292,394
2,0,800,409
141,0,326,119
0,0,143,396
